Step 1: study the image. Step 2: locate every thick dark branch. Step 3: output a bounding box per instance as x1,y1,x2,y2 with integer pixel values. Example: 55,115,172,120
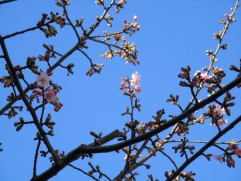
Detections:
74,76,241,154
0,35,61,164
168,115,241,181
30,75,241,181
31,129,121,181
0,0,16,5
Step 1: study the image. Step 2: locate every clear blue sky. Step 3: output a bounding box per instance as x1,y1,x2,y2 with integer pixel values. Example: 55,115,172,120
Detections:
0,0,241,180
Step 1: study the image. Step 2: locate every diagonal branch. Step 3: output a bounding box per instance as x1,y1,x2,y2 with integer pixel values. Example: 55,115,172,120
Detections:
30,129,121,181
0,0,16,5
87,0,116,37
0,35,62,165
167,115,241,181
185,0,240,111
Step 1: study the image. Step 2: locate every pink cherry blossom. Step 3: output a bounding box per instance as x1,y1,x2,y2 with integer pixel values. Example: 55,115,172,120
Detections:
134,85,141,93
44,90,57,102
136,25,140,31
201,73,210,81
133,15,138,21
194,71,211,81
213,155,222,163
235,148,241,158
210,119,228,126
130,72,141,86
37,72,50,87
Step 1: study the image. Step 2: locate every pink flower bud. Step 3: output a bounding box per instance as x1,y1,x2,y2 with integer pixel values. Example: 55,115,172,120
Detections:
218,120,228,126
227,159,235,168
235,148,241,158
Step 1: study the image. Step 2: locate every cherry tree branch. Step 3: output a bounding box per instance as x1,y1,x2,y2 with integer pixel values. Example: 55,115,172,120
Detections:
0,0,117,115
185,0,240,111
0,42,79,115
0,0,16,5
30,129,121,181
33,140,41,177
165,140,239,145
63,6,81,42
30,74,241,181
168,115,241,181
87,0,116,37
0,35,62,165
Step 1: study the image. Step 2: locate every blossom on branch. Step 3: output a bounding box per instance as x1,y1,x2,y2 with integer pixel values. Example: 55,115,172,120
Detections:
130,72,141,86
210,120,228,126
120,72,141,94
130,72,141,94
134,84,141,93
218,119,228,126
194,70,212,81
37,72,50,87
44,90,57,102
136,25,140,31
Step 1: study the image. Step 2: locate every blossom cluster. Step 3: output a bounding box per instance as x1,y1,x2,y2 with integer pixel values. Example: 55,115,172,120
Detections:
123,15,141,34
205,104,228,126
120,72,141,94
213,141,241,168
100,16,140,65
35,72,57,103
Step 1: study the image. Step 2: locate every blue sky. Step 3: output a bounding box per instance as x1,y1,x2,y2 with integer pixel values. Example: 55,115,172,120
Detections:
0,0,241,180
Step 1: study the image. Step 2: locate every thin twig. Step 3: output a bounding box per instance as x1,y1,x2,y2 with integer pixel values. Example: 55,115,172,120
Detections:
33,140,41,177
165,140,235,144
68,164,99,181
159,150,178,169
78,49,94,65
87,0,116,37
63,6,81,42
